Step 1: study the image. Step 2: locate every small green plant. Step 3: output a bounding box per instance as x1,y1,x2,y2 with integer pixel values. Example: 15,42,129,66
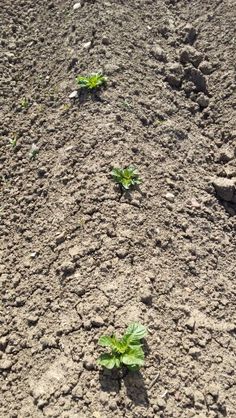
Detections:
111,166,142,190
98,323,147,371
29,143,39,159
76,73,107,90
20,97,29,109
9,134,17,148
120,99,133,110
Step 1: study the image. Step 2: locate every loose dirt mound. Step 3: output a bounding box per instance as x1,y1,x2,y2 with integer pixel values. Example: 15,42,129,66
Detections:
1,0,235,417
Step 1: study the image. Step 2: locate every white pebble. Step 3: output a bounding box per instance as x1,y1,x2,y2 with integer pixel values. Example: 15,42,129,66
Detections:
83,41,91,50
165,192,175,203
69,90,78,99
73,2,81,10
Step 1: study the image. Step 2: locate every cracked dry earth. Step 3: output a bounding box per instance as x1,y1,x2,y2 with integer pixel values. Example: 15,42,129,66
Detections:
0,0,236,417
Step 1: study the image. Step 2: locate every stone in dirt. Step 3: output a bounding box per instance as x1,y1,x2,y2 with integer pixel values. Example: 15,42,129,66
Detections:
212,177,235,202
151,45,167,62
69,90,78,99
0,359,13,370
180,46,203,67
61,261,75,275
73,2,81,10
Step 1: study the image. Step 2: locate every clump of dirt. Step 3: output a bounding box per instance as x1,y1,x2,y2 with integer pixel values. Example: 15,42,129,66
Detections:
0,0,235,417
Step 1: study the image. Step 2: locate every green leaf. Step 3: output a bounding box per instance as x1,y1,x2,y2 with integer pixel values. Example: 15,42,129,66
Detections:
112,339,128,354
98,336,115,348
97,353,116,369
122,178,131,189
121,347,145,366
125,323,147,341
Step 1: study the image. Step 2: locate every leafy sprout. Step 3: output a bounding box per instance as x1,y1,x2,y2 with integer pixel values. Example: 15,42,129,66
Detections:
29,143,39,159
9,134,17,148
76,73,107,90
20,97,29,109
98,323,147,371
111,166,142,190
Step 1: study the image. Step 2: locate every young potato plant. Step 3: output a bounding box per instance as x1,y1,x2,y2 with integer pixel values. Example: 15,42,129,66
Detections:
98,323,147,371
29,143,39,159
20,97,29,109
9,134,17,148
76,73,107,90
111,166,142,190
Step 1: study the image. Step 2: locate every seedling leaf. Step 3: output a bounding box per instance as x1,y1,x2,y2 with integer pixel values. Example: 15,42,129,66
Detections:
125,323,147,341
111,166,142,191
98,323,147,371
98,353,117,369
76,73,107,90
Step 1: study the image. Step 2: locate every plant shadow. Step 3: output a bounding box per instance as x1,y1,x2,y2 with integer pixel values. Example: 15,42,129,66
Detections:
78,89,105,105
99,368,149,406
123,370,149,406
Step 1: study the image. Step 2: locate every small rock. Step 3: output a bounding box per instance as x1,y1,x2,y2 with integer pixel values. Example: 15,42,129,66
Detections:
182,24,197,44
103,63,120,75
0,336,8,351
199,60,213,75
166,63,184,88
180,46,203,67
37,167,47,177
156,396,166,409
206,383,219,398
83,320,92,330
109,400,117,411
55,233,66,245
196,93,209,108
218,147,234,163
140,289,152,305
102,36,109,45
69,90,78,99
83,41,91,50
27,315,39,326
72,384,83,399
91,316,104,327
212,177,235,202
69,245,80,258
151,45,167,62
116,248,128,259
73,2,81,10
0,359,13,370
185,317,195,330
194,390,205,404
187,67,208,93
189,347,201,358
61,261,75,275
165,192,175,202
83,356,95,371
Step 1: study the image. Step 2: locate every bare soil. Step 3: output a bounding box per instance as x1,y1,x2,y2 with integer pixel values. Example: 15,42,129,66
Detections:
0,0,236,417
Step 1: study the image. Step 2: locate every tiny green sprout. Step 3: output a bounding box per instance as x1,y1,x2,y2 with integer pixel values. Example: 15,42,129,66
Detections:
9,134,17,148
76,73,107,90
20,97,29,109
120,99,133,110
98,323,147,371
111,166,142,190
29,143,39,159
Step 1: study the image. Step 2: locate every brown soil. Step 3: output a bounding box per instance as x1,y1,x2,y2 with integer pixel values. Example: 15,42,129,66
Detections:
0,0,236,417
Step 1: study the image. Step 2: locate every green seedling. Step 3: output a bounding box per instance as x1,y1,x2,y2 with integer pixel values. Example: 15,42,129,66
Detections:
120,99,133,110
111,166,142,190
9,134,17,148
76,73,107,90
20,97,29,109
98,323,147,371
29,143,39,159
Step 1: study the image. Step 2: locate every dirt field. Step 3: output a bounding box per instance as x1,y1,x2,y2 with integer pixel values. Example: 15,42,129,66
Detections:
1,0,236,417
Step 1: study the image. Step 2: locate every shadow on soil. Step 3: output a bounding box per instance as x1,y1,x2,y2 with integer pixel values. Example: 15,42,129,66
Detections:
99,369,149,406
77,89,105,105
